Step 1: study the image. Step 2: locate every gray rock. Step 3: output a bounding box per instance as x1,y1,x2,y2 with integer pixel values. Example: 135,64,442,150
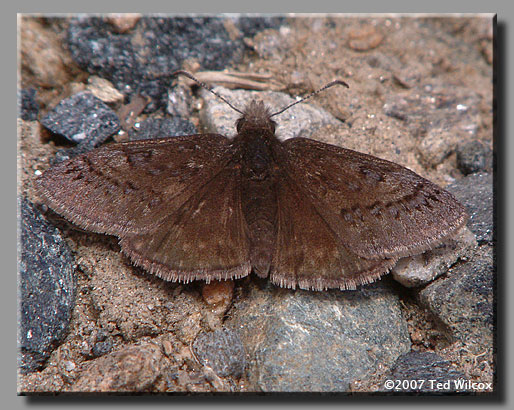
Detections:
200,87,341,141
18,198,75,373
392,227,477,288
419,245,493,349
167,84,193,118
227,280,411,392
388,351,465,393
40,91,122,163
40,91,121,146
447,173,493,244
192,327,246,379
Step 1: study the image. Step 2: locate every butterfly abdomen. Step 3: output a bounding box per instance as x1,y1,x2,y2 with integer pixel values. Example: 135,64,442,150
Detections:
238,129,278,277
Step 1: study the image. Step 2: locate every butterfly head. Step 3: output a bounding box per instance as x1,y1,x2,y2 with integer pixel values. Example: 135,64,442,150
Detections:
236,100,276,135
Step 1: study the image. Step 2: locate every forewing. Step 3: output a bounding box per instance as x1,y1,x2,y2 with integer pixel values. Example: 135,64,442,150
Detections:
36,134,232,235
280,137,468,259
119,164,251,282
271,171,396,291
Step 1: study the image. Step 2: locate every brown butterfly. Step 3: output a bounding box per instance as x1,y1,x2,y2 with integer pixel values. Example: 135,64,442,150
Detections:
36,71,468,291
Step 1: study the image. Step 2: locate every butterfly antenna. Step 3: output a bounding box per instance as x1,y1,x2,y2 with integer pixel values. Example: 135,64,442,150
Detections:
171,70,245,115
270,80,349,118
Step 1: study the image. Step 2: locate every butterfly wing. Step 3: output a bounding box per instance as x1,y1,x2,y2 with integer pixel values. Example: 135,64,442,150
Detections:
279,137,468,260
270,169,396,290
36,134,233,236
119,164,251,282
37,134,252,282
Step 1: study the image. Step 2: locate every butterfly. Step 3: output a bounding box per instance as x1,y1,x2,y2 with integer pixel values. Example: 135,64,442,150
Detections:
36,71,468,291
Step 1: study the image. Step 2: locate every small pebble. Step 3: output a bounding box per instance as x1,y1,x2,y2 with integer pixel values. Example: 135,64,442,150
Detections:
64,361,76,372
162,340,173,357
106,14,141,33
201,280,234,306
87,76,124,104
348,25,384,51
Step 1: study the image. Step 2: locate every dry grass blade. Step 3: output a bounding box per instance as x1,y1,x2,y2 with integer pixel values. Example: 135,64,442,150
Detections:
180,71,285,91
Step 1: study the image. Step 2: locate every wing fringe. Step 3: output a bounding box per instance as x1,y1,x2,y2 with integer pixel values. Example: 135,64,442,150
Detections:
120,237,252,283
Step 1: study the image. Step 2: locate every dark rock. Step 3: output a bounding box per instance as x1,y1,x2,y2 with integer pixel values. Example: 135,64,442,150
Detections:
419,245,493,349
129,117,197,141
389,351,466,393
227,280,411,392
67,16,281,113
192,327,246,379
144,17,239,72
67,16,285,112
40,91,121,148
233,16,285,38
18,198,75,373
66,17,140,90
447,173,493,244
19,88,39,121
456,140,493,175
